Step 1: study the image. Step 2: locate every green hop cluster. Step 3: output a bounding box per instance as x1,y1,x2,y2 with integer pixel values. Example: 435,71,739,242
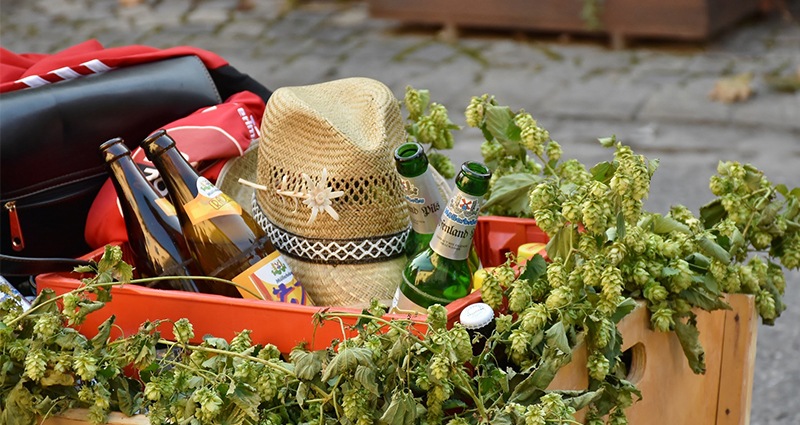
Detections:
508,279,533,313
546,260,567,289
193,386,223,422
481,140,506,164
598,266,623,315
582,182,613,235
515,112,550,156
650,303,676,332
465,94,493,128
33,312,61,339
481,273,504,310
521,303,549,334
427,304,448,331
172,318,195,344
427,151,455,179
404,85,424,120
556,159,591,186
587,351,610,381
545,140,563,161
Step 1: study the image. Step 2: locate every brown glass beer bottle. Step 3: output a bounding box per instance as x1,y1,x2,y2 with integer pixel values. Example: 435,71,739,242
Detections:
99,137,206,293
140,130,311,304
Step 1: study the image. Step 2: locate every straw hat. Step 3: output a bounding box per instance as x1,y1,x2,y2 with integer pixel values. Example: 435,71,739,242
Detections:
250,77,412,307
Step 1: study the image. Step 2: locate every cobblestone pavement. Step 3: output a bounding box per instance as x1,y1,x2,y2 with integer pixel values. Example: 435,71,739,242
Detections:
2,0,800,422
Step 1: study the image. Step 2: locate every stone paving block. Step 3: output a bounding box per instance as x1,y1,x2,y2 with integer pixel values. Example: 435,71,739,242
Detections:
333,59,433,96
344,36,427,63
480,40,552,68
639,77,731,124
186,6,232,26
731,92,800,131
217,19,268,39
542,77,655,121
399,41,460,63
153,0,194,22
399,56,484,112
255,37,316,59
470,67,556,113
43,0,85,18
259,55,337,89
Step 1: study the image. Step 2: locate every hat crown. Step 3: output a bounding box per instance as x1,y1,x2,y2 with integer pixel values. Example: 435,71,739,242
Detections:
257,78,408,240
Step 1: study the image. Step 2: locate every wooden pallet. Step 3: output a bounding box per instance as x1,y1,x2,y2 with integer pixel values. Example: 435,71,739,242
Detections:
44,294,757,425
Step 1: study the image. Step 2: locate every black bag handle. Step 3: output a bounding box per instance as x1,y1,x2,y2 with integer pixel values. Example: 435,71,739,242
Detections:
0,254,91,277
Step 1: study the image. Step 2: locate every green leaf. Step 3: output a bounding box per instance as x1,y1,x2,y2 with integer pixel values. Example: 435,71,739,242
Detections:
508,355,562,404
482,173,542,216
203,336,230,350
231,383,260,420
40,369,74,387
518,254,547,283
598,135,616,148
562,388,604,411
661,267,680,278
484,104,516,143
2,382,36,425
590,161,614,183
697,236,731,265
545,322,570,354
679,288,731,312
379,389,416,425
674,320,706,374
616,211,626,240
699,199,726,229
110,376,142,417
322,347,374,381
355,365,379,395
54,328,88,350
648,158,660,177
652,215,691,234
703,274,721,296
545,225,579,262
611,298,637,324
295,381,308,407
91,315,115,350
418,90,430,112
290,349,326,381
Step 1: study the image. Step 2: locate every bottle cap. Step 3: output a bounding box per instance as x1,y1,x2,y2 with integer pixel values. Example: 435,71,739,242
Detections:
517,242,547,263
459,302,495,330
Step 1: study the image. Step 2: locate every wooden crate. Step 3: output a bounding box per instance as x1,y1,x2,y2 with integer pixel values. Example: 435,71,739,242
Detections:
368,0,761,47
44,294,757,424
550,293,757,424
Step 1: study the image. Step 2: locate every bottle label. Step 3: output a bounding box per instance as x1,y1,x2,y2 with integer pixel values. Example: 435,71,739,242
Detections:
184,177,242,225
154,197,177,216
231,251,312,305
390,287,428,315
429,188,482,261
401,173,443,234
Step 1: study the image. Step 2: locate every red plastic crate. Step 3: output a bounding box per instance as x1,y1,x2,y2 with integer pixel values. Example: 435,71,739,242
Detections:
35,244,482,353
474,215,549,267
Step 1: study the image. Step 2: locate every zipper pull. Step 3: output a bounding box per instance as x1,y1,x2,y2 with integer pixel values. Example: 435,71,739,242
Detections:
4,201,24,251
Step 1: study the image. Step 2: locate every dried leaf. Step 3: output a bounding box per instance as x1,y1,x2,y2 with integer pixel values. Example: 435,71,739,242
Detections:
709,73,754,104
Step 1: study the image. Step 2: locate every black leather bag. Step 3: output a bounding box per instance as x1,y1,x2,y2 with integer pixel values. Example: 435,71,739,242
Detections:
0,55,222,268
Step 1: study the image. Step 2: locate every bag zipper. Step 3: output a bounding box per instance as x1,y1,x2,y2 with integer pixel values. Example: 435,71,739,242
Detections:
4,201,24,251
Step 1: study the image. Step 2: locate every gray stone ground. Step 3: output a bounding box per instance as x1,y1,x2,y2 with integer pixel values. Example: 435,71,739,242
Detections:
1,0,799,422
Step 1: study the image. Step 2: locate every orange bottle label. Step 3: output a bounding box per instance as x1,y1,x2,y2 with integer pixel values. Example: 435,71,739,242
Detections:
183,177,242,225
231,251,312,305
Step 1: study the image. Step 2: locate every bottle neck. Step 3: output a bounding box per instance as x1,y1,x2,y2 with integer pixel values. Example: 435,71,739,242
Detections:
148,146,201,207
401,168,445,235
428,186,484,260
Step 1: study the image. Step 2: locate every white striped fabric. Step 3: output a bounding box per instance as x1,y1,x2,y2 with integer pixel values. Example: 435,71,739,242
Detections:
14,59,114,89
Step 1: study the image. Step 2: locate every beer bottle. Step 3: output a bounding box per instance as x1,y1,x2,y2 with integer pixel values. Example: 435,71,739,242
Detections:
393,161,491,313
99,137,204,293
140,130,311,304
394,142,481,268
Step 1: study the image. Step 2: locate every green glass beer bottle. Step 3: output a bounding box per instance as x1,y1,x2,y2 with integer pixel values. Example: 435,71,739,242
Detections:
394,143,482,269
394,142,444,257
393,161,491,313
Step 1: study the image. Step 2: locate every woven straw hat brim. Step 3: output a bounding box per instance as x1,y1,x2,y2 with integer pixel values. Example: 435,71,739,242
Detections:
217,139,259,209
284,255,405,308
